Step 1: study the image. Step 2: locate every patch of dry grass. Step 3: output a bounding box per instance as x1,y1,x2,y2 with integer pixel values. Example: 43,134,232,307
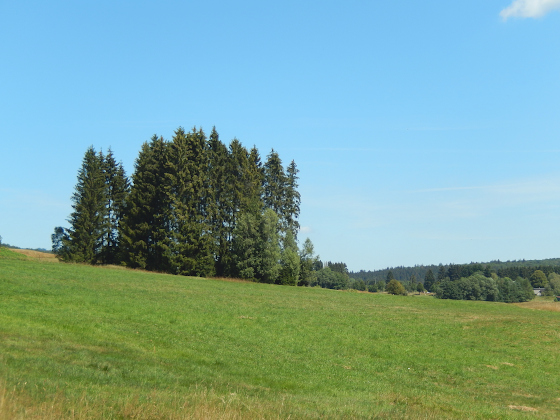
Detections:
10,249,58,262
514,299,560,312
0,383,289,420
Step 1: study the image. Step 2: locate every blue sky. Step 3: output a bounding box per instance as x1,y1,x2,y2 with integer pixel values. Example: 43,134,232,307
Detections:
1,0,559,271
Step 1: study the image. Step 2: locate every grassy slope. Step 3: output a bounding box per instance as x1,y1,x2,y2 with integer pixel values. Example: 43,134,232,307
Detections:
1,247,559,419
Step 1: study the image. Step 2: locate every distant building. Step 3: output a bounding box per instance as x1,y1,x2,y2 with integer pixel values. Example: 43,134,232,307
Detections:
533,288,546,296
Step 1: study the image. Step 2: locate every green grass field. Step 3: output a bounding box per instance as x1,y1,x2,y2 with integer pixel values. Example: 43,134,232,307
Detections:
1,247,559,419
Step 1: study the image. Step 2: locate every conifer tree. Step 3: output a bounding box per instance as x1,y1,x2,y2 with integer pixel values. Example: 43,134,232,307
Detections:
64,146,107,263
424,269,435,292
263,149,287,220
247,146,265,206
284,160,301,238
119,136,173,271
99,148,129,264
207,127,232,276
226,140,266,277
167,127,214,277
437,265,446,282
227,140,250,223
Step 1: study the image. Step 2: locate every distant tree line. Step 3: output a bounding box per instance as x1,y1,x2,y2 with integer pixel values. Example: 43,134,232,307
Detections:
351,262,560,302
351,259,560,284
53,126,322,286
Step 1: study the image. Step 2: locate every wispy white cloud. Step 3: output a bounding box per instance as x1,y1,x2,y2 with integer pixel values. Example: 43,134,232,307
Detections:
500,0,560,20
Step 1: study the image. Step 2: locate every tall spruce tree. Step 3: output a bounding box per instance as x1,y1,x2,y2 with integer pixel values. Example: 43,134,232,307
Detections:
207,127,233,276
227,140,249,224
64,146,107,263
263,149,287,220
424,269,435,292
167,127,214,277
119,136,173,271
99,148,129,264
226,140,266,276
284,160,301,238
437,265,447,282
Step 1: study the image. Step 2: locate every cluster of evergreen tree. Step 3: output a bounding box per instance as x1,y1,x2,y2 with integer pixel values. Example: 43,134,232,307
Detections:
52,147,129,265
53,126,319,286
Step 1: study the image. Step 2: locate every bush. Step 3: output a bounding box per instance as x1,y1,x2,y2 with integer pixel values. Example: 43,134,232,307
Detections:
386,279,407,296
529,270,547,288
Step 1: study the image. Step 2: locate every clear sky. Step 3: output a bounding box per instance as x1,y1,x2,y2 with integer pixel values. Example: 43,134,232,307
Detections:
1,0,559,271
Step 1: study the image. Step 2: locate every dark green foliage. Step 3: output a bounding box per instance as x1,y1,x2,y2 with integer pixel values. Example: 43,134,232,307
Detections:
435,273,533,303
424,269,435,292
167,127,214,277
447,264,462,281
352,259,560,291
405,274,417,292
352,279,367,291
99,149,129,265
119,136,173,271
437,265,446,282
316,267,348,290
386,270,395,281
51,226,69,259
63,147,108,263
284,160,301,238
368,280,385,292
263,149,286,218
529,270,548,288
263,149,301,239
386,279,407,295
278,230,300,286
232,208,281,283
545,273,560,296
225,141,267,277
206,128,234,276
416,282,425,293
57,126,303,283
314,262,350,290
328,262,349,276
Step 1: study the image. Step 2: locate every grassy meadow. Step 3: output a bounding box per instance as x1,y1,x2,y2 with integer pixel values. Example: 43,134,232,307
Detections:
1,247,560,419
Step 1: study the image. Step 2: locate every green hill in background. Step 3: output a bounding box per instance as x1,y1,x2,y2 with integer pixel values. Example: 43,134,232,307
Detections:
1,247,560,419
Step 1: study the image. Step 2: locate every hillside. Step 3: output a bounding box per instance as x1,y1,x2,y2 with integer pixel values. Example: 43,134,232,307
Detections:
1,247,560,419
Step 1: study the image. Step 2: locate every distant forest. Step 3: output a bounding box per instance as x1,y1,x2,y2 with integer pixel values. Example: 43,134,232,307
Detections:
349,259,560,302
350,259,560,284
